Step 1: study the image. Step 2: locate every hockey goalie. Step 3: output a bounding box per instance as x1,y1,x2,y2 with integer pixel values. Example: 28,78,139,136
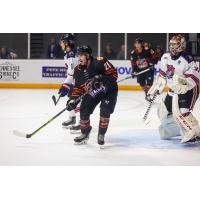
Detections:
146,34,200,143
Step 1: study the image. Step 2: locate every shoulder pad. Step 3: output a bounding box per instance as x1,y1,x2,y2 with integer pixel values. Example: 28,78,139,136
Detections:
162,52,170,59
181,52,194,63
66,50,76,58
96,56,104,61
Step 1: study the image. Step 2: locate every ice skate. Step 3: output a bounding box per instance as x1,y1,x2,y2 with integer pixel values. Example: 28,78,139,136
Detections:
62,117,76,128
74,133,89,144
98,133,105,146
70,125,81,134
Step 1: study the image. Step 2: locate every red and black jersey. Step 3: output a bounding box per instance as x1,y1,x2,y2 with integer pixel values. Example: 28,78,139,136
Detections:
71,57,118,98
130,48,155,72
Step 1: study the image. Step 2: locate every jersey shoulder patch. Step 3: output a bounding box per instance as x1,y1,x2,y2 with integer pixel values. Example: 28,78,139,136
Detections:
181,52,194,63
66,50,76,58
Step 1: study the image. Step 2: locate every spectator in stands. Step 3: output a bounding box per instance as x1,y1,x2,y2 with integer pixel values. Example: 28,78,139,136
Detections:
103,43,117,60
117,44,125,60
197,37,200,55
47,38,61,59
0,47,11,59
9,49,18,59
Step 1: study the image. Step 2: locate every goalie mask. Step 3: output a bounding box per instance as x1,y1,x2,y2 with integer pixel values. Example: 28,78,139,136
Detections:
169,34,186,58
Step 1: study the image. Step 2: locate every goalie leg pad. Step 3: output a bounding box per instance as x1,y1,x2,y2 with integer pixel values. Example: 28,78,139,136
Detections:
158,116,181,140
157,100,181,139
178,112,200,143
172,93,200,143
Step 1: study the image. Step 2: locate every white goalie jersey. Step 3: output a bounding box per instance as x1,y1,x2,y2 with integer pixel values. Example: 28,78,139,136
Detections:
159,52,200,93
63,50,79,85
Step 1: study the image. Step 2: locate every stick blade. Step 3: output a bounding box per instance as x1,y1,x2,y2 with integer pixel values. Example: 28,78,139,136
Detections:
13,130,27,138
143,118,151,125
52,95,57,106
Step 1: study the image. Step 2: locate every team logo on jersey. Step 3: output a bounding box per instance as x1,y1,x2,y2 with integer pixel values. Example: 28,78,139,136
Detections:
178,60,181,64
166,65,175,79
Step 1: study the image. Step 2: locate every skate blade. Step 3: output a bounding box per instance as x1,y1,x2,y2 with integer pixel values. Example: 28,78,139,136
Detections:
70,131,81,134
74,139,89,145
13,130,26,138
99,145,105,149
62,126,72,129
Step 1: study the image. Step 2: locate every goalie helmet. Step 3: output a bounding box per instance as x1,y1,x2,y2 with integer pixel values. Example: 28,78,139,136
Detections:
169,34,186,57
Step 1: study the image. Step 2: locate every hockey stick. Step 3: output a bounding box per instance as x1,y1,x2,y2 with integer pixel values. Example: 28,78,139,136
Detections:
52,94,61,106
13,95,83,139
142,90,159,124
117,67,153,83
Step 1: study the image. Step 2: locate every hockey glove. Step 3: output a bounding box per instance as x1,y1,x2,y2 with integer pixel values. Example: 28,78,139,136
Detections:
66,98,80,111
91,75,104,89
89,85,107,98
58,83,73,97
171,74,196,94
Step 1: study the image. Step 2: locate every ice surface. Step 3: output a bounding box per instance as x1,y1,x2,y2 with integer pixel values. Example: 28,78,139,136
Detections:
1,89,200,165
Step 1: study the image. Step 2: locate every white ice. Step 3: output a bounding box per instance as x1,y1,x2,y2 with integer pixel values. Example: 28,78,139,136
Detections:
1,89,200,165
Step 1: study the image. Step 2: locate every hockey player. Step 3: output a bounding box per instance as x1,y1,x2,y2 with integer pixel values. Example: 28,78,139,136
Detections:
66,45,118,145
58,34,81,133
147,34,200,143
130,39,156,101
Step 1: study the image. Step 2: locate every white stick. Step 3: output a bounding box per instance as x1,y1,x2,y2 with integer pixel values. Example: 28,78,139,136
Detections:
13,130,26,138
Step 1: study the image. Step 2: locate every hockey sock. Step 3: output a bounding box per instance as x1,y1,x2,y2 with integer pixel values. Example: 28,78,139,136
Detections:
80,119,91,135
98,116,110,135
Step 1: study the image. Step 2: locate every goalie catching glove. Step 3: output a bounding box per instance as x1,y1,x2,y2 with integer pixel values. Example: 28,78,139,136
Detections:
171,74,196,94
146,75,167,101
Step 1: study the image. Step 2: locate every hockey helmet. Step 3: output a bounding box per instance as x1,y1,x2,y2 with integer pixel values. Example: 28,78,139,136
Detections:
60,33,75,48
77,45,92,55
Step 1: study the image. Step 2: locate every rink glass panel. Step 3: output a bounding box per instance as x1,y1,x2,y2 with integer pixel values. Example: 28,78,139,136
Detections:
30,33,98,59
100,33,125,60
127,33,167,59
0,33,28,59
75,33,98,58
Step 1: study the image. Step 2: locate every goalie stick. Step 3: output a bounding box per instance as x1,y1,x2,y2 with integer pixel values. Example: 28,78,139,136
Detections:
13,95,83,139
143,90,159,124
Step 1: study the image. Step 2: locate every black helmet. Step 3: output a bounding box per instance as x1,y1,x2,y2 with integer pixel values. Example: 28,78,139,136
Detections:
60,33,75,48
77,45,92,55
135,38,143,44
